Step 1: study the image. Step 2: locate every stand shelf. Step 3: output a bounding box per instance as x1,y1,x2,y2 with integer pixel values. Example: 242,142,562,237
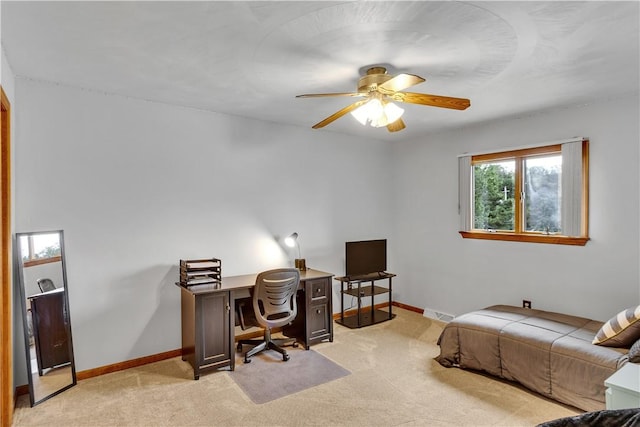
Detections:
334,272,396,329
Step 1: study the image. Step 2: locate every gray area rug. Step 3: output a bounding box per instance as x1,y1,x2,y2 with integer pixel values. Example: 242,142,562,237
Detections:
230,347,350,404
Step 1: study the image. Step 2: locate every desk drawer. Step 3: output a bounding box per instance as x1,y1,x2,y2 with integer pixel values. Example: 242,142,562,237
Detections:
308,302,330,340
285,275,334,349
306,278,330,302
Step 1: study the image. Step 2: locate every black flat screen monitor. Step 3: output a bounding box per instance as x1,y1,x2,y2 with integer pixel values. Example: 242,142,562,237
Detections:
345,239,387,277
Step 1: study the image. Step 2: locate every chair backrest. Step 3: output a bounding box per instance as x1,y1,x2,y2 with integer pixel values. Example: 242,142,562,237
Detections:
37,278,56,293
252,268,300,330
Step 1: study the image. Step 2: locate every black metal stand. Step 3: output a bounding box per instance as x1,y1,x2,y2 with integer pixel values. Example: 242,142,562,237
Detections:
334,272,396,329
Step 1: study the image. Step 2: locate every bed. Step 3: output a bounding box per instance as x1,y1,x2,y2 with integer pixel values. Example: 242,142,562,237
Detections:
536,408,640,426
435,305,630,411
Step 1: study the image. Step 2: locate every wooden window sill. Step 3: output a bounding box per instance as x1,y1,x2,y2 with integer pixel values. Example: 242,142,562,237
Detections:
459,231,589,246
23,255,62,267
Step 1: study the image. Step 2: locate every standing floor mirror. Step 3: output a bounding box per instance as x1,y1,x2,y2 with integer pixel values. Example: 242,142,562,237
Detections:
15,230,76,406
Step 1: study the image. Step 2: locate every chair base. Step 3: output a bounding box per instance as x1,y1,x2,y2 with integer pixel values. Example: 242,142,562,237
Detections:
237,330,298,363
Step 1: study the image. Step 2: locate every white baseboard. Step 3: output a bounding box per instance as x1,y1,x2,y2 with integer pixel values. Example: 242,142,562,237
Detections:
423,308,454,323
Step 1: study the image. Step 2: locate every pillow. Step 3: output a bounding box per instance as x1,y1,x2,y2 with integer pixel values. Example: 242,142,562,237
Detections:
629,338,640,363
593,305,640,347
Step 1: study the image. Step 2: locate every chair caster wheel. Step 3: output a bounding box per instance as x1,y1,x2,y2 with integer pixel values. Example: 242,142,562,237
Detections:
244,357,251,364
283,354,290,362
292,342,298,348
237,343,242,352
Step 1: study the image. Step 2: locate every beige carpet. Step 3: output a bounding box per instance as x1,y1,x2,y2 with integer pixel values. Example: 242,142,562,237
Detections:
12,308,580,426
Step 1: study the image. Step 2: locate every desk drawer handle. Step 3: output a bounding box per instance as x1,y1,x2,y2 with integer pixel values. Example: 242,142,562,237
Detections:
316,309,321,314
316,288,322,293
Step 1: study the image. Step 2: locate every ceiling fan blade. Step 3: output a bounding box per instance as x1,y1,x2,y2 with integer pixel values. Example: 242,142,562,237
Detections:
392,92,471,110
311,100,367,129
296,92,365,98
378,73,425,94
387,118,406,133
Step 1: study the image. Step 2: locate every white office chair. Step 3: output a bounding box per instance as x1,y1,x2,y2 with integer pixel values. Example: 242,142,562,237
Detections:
236,268,300,363
37,278,56,293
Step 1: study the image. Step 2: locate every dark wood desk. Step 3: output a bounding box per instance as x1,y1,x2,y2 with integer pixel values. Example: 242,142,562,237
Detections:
177,268,334,379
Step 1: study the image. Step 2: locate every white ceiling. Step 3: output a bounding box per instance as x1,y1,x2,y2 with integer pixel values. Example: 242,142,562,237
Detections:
2,1,639,142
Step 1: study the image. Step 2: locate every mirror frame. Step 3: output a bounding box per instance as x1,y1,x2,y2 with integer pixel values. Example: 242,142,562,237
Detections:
15,230,76,406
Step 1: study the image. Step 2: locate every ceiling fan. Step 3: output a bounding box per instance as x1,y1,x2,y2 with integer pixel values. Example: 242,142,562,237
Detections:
296,66,470,132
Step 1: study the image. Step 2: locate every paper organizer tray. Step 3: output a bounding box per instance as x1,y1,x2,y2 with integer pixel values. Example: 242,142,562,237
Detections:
180,258,222,286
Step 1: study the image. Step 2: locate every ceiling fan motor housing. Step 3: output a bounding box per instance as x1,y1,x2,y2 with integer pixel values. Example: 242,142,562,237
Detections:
358,67,392,92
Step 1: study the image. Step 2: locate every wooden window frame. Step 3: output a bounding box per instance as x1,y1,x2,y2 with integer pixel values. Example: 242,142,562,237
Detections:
460,142,589,246
20,234,62,267
23,255,63,268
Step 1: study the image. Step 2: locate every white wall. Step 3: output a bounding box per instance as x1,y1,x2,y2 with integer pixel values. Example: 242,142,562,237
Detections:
1,49,16,100
14,78,395,372
392,95,640,322
23,261,64,297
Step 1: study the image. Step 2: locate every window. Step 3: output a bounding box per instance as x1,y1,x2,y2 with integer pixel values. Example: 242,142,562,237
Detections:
20,232,62,267
458,139,589,245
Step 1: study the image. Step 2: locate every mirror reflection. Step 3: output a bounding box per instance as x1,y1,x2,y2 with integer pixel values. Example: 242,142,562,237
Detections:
16,230,76,406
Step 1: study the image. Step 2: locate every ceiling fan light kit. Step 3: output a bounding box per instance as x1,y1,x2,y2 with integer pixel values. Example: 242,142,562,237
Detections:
296,66,471,133
350,96,405,128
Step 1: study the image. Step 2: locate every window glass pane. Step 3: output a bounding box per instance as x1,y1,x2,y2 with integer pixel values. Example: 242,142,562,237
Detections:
31,233,61,259
524,154,561,233
19,235,30,261
473,160,515,230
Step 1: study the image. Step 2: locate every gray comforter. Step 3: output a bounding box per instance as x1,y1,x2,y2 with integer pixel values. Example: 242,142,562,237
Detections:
436,305,629,411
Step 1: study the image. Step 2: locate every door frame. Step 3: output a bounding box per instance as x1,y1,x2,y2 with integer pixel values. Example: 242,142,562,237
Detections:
1,85,13,427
